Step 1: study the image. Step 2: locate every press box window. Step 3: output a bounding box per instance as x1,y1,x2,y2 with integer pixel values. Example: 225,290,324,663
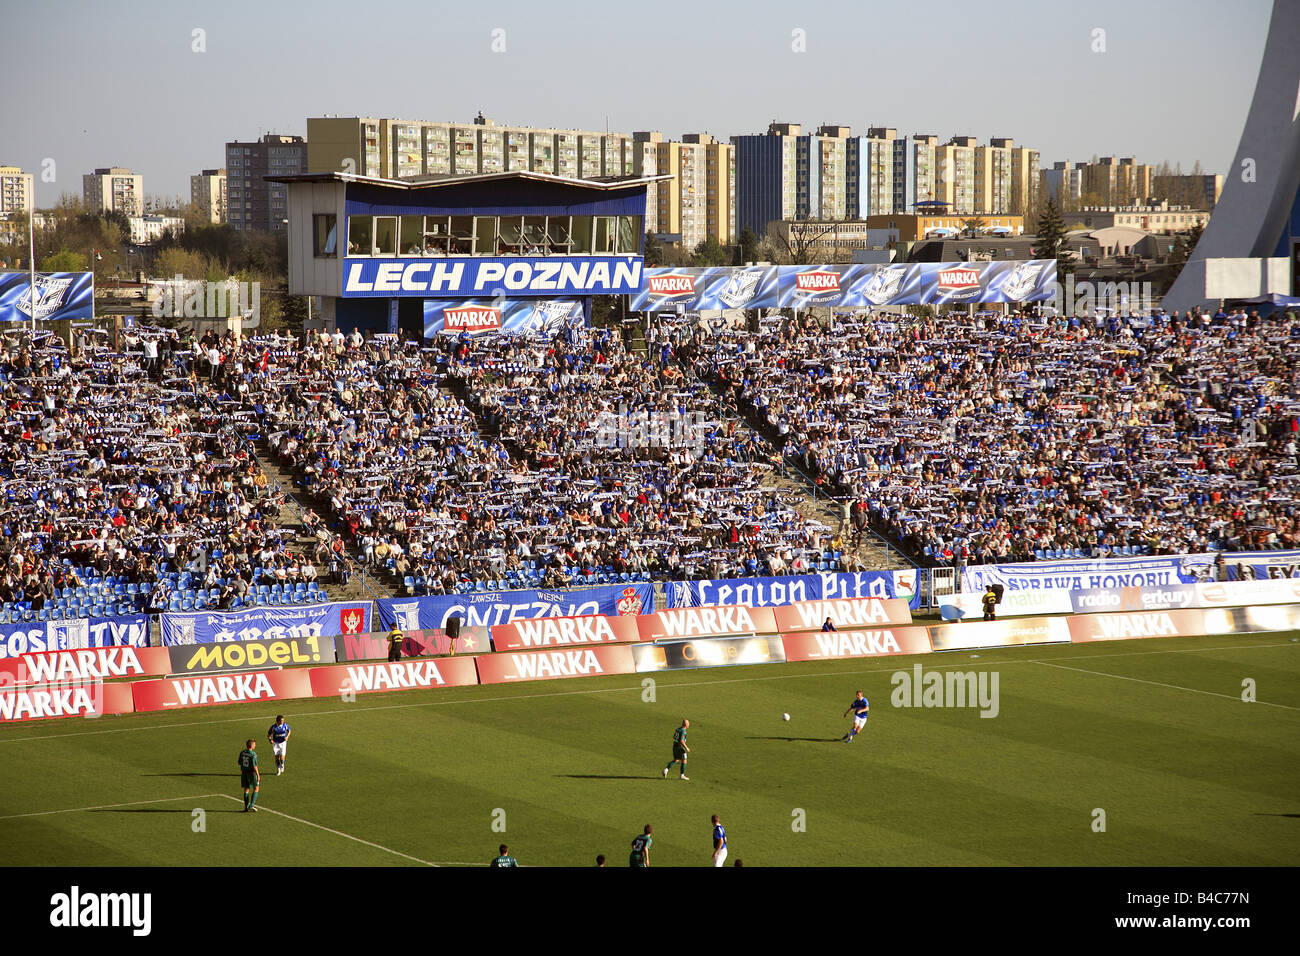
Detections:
347,216,372,255
313,215,337,257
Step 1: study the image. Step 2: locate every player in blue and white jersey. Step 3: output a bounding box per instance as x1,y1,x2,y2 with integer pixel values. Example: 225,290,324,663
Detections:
841,691,869,743
267,715,291,775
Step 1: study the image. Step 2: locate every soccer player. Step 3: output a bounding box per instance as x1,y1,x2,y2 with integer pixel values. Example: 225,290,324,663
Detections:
663,718,690,781
267,715,291,775
238,738,260,812
490,844,519,867
842,690,869,743
711,814,728,867
629,825,652,868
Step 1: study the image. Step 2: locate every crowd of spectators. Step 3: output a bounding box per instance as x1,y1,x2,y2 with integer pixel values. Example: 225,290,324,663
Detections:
691,307,1300,566
6,297,1294,623
0,326,331,623
243,323,845,594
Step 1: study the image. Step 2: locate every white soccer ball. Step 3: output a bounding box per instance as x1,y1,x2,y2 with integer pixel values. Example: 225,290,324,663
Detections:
782,712,790,721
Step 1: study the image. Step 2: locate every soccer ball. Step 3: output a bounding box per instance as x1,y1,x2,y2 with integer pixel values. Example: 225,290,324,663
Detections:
781,713,790,721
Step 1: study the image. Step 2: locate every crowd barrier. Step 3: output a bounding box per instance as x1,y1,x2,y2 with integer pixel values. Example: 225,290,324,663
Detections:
4,593,1299,722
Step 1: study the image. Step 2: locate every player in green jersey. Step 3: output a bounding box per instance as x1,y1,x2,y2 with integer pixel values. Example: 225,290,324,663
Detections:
629,824,653,867
490,844,519,867
663,718,690,780
238,738,260,812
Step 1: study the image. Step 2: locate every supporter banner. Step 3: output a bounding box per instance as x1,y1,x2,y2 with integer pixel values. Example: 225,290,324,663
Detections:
308,657,479,696
782,627,932,662
0,614,151,659
0,681,134,723
423,298,584,337
928,616,1071,651
0,271,94,323
475,645,636,684
159,601,372,646
1202,604,1300,635
637,605,778,643
962,553,1218,594
629,266,780,311
166,635,334,674
376,583,652,632
1196,578,1300,608
667,570,917,611
1066,609,1205,643
0,646,170,686
343,257,642,298
630,262,1056,311
941,589,1073,621
1223,549,1300,581
132,668,313,712
842,260,1057,307
773,597,913,632
631,636,786,672
490,613,639,651
893,569,920,607
333,627,491,662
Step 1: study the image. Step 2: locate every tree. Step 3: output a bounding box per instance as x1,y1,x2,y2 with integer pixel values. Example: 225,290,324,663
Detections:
765,218,839,265
1032,198,1066,260
691,237,730,267
153,247,209,280
642,231,664,266
960,217,986,238
40,250,87,272
1033,197,1076,278
737,226,759,265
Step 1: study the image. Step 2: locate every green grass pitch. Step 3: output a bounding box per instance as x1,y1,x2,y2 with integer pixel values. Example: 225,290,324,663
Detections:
2,633,1298,867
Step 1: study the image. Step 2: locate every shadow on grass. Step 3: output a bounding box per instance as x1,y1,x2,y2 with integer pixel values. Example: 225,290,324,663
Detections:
1253,812,1300,819
89,807,243,814
139,772,235,778
556,774,656,780
744,736,843,744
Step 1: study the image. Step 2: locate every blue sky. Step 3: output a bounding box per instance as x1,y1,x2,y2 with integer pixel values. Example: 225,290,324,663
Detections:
0,0,1273,206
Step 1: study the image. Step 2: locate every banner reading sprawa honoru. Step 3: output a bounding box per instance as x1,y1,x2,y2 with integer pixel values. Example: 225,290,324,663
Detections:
160,601,372,646
376,582,654,631
666,571,918,611
961,553,1219,594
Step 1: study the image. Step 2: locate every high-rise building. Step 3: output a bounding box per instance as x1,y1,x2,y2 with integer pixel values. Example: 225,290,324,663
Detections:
1079,157,1153,206
306,115,633,183
910,135,940,213
225,135,307,234
847,128,907,219
1040,161,1083,209
636,133,735,250
190,168,227,224
630,132,663,236
83,167,144,217
0,166,34,215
